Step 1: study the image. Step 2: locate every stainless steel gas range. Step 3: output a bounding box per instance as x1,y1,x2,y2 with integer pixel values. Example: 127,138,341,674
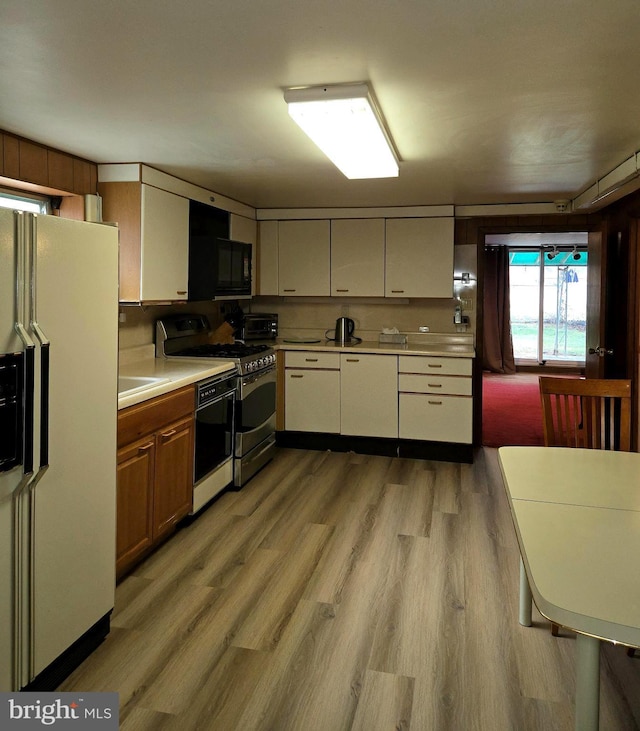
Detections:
156,315,277,490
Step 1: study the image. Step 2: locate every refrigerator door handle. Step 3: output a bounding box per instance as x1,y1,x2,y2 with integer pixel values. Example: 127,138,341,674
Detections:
28,214,50,469
13,211,35,476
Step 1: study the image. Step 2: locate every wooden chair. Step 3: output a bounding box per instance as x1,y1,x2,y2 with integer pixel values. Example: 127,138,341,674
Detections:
539,376,631,452
538,376,633,645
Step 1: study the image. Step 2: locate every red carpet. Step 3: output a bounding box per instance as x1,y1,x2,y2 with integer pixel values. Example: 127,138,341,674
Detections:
482,373,545,447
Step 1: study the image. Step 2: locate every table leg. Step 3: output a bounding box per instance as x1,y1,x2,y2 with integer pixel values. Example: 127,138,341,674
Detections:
519,557,532,627
575,634,600,731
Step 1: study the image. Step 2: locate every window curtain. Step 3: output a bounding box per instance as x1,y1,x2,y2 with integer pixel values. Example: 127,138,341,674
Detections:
483,246,516,373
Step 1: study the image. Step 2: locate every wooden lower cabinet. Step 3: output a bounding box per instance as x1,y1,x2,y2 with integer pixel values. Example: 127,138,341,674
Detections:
116,436,155,577
152,415,193,540
116,387,195,579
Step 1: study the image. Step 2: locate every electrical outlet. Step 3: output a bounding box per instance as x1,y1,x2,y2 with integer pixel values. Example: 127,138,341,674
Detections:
459,298,473,311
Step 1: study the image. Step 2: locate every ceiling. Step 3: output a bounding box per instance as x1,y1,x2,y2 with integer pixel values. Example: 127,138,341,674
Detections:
2,0,640,210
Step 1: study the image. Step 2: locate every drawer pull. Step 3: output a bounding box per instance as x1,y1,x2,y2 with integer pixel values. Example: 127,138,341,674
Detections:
291,374,304,379
427,383,443,388
305,358,319,362
345,358,360,362
427,364,443,368
391,289,405,293
160,429,177,440
176,290,187,295
336,289,349,292
428,400,443,405
138,441,154,454
283,289,296,292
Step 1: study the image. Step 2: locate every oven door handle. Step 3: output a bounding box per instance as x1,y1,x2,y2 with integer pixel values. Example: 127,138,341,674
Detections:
240,365,276,396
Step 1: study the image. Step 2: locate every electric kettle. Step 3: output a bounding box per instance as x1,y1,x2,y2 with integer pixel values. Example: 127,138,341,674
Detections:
334,317,355,345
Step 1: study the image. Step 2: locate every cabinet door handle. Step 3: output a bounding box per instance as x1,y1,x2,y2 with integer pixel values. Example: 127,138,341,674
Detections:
427,364,443,368
176,290,187,295
428,400,443,405
391,289,405,293
427,383,442,387
160,429,177,440
336,289,349,292
138,441,154,454
283,289,296,292
345,358,360,362
305,358,318,362
291,374,304,379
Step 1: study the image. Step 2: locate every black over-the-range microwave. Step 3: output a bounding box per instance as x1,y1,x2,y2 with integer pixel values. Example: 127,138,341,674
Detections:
188,199,252,300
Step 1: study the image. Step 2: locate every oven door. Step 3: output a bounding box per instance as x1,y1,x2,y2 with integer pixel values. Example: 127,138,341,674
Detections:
236,365,276,457
194,389,235,485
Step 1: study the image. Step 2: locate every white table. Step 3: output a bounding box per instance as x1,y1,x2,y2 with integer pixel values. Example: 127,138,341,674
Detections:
498,447,640,731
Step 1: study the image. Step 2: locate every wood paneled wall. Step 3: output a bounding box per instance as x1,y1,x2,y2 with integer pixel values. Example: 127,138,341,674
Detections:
0,129,97,198
594,189,640,448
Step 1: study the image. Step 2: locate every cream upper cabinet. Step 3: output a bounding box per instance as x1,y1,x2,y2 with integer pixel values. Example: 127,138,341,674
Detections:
230,213,256,244
100,181,190,303
331,218,385,297
385,217,454,298
258,220,279,296
278,220,330,296
230,213,257,296
139,184,190,302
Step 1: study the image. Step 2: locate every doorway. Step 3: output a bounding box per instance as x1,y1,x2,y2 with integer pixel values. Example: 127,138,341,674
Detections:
482,232,588,447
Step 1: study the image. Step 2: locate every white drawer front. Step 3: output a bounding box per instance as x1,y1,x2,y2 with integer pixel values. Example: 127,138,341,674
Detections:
285,351,340,369
398,355,472,377
399,393,472,443
398,373,472,396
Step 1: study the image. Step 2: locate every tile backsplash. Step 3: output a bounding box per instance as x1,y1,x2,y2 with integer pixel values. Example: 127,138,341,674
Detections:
249,295,475,341
118,301,224,350
118,294,476,350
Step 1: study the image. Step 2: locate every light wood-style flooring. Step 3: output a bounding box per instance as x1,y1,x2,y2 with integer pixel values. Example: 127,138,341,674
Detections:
61,447,640,730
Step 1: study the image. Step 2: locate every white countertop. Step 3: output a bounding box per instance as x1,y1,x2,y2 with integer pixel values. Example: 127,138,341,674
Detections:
117,333,474,410
118,352,235,410
275,338,475,358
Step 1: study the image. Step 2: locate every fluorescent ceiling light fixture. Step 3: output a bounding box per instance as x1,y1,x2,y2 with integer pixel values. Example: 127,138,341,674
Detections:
284,83,399,179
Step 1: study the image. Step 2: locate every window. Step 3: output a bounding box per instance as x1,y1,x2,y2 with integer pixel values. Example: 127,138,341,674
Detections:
509,247,588,365
0,190,49,213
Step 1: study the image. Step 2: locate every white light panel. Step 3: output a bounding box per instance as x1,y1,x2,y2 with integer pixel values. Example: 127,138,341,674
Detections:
285,84,399,179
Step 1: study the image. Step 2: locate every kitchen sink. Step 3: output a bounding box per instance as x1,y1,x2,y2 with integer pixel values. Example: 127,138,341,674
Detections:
118,376,171,395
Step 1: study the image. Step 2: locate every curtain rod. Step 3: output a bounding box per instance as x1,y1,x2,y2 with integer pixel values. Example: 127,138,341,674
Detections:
485,244,587,250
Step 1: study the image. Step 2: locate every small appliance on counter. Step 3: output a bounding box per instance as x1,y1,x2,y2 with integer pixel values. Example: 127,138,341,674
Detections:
240,313,278,342
325,317,362,346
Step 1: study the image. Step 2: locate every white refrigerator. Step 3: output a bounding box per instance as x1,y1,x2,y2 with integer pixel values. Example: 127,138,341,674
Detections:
0,209,119,691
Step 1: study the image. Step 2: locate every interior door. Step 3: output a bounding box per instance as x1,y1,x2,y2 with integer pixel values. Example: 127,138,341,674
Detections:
585,231,606,378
